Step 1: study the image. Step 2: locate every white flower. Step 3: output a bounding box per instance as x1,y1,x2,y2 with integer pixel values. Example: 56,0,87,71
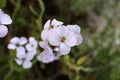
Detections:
48,26,77,55
38,41,62,63
7,37,27,50
15,46,33,69
41,19,63,41
37,47,54,63
67,25,83,46
25,37,38,56
0,9,12,38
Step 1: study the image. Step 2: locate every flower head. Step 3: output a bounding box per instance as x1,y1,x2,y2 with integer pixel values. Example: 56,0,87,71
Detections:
15,46,33,69
0,9,12,38
7,37,27,50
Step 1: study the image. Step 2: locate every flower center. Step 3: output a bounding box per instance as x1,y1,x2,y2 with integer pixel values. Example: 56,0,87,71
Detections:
61,37,65,42
49,25,54,29
22,58,26,62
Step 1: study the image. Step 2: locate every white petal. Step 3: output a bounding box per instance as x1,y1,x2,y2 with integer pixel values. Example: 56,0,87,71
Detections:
26,52,34,61
0,25,8,38
44,20,50,29
55,26,68,37
41,29,49,41
39,41,49,49
16,46,26,59
51,19,63,27
18,37,27,45
0,14,12,25
15,58,22,65
37,48,54,63
7,43,16,49
67,25,80,34
48,30,60,46
23,61,32,69
10,37,19,44
65,31,77,47
60,43,71,55
26,43,33,51
54,53,62,60
0,9,4,15
76,35,83,46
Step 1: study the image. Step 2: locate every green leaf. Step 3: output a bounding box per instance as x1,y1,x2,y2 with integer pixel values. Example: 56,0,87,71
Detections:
76,54,89,65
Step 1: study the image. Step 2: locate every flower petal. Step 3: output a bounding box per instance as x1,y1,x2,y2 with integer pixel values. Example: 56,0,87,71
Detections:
60,43,71,55
0,14,12,25
65,31,77,47
48,30,60,46
51,19,63,27
39,41,49,49
19,37,27,45
55,26,68,37
10,37,19,44
41,29,49,41
25,43,33,51
7,43,16,49
37,48,54,63
16,46,26,59
0,25,8,38
15,58,22,65
76,35,83,46
26,52,34,61
44,20,50,29
23,61,32,69
67,25,80,34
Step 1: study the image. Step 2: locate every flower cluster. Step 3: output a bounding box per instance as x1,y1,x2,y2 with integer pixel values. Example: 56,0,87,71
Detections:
8,37,38,69
0,9,12,38
37,19,83,63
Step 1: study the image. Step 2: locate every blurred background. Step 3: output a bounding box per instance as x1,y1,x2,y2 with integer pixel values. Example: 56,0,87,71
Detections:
0,0,120,80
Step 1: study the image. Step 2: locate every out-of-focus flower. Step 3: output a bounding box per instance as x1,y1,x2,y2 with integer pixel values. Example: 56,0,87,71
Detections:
41,19,63,41
7,37,27,50
0,9,12,38
15,46,33,69
25,37,38,56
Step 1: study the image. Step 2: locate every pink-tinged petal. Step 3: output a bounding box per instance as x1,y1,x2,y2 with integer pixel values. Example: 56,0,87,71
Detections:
15,58,22,65
10,37,19,44
60,43,71,55
65,31,77,47
0,14,12,25
37,48,54,63
19,37,27,45
23,61,32,69
7,43,16,49
55,26,68,37
16,46,26,59
41,29,49,41
67,25,80,34
48,30,60,46
39,41,49,49
0,25,8,38
51,19,63,27
44,20,51,29
76,35,83,46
